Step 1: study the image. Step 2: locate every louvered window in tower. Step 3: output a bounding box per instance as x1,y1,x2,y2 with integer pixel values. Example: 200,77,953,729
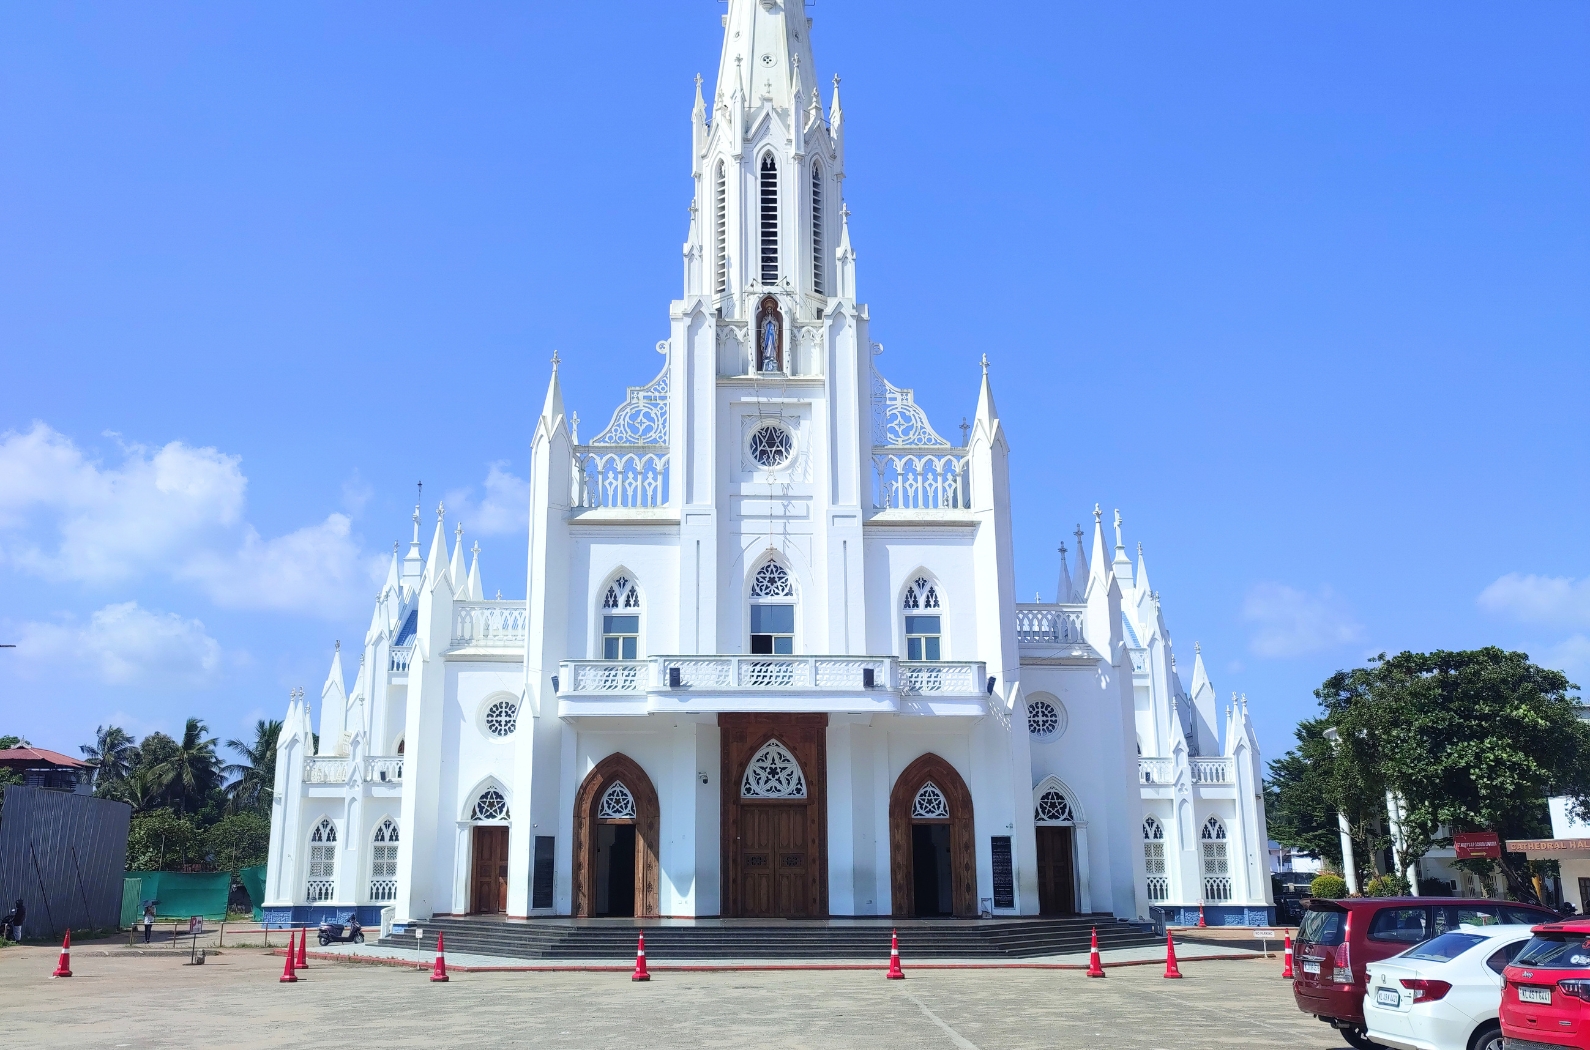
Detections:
811,163,825,296
715,162,728,294
759,154,779,284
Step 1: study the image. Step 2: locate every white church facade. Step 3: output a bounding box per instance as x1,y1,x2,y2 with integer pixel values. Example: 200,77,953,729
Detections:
264,0,1272,929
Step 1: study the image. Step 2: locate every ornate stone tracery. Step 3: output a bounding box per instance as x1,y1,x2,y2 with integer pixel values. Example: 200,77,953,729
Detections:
870,365,951,448
911,782,950,819
749,422,794,468
597,781,637,820
472,787,509,821
484,699,519,737
740,739,808,798
588,365,670,446
750,561,794,598
1034,787,1075,824
1027,699,1061,740
902,577,940,611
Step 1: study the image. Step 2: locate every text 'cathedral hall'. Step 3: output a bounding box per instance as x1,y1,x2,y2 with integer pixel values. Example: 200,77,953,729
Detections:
264,0,1273,930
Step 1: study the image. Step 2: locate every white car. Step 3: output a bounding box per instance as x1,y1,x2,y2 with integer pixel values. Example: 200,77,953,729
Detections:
1363,924,1534,1050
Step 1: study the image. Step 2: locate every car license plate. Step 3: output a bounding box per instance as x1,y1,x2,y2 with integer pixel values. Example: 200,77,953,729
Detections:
1376,988,1401,1008
1519,985,1552,1005
1302,959,1320,975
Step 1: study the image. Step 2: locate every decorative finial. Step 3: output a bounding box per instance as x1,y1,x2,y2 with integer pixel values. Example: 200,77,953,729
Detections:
695,72,703,88
436,500,445,521
980,353,989,375
1113,509,1124,550
455,522,463,540
571,411,580,443
393,540,399,553
1059,542,1068,557
551,349,560,372
833,73,841,88
495,589,502,600
959,417,970,445
1137,541,1143,556
1075,524,1084,545
335,639,340,651
471,541,480,556
1093,503,1102,522
1195,641,1201,654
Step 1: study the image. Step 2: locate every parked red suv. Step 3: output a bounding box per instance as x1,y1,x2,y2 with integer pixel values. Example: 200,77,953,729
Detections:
1501,919,1590,1048
1293,897,1559,1049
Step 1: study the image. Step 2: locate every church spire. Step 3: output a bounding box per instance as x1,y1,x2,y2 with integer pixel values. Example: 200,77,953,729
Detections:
717,0,818,119
449,522,467,590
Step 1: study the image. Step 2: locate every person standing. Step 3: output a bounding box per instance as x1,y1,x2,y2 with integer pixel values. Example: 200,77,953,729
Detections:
142,903,156,944
9,899,23,942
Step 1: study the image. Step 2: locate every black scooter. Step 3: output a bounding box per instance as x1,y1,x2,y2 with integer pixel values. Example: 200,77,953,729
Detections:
317,914,365,945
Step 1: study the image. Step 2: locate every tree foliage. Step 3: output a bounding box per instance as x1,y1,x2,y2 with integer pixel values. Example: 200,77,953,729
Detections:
205,811,271,872
223,720,281,813
80,725,137,788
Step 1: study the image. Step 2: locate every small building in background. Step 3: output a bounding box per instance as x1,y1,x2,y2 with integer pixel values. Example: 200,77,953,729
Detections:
0,746,91,794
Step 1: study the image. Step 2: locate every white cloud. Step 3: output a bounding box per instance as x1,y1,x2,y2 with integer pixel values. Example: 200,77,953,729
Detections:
0,422,380,617
1242,582,1365,659
1478,574,1590,630
445,462,529,537
1541,636,1590,687
15,602,222,686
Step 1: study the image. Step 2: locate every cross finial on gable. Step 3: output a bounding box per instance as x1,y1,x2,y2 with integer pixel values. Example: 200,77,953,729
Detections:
436,500,445,521
980,353,989,375
551,349,561,372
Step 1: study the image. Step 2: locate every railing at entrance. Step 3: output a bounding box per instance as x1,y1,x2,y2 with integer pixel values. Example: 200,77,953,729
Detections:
555,656,989,700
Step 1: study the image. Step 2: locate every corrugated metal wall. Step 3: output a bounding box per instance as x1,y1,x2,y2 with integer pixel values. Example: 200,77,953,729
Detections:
0,786,132,935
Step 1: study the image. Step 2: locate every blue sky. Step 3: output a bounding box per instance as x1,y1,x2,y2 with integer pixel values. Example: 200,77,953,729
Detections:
1,1,1586,768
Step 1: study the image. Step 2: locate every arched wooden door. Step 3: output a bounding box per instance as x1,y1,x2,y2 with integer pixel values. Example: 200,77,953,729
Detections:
889,753,977,918
720,714,828,918
572,754,660,918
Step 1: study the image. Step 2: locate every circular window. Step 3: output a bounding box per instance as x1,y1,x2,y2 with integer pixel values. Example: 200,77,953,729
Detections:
1027,698,1065,741
749,422,794,469
484,700,519,737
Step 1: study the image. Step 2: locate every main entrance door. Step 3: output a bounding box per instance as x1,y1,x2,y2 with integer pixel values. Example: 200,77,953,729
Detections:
470,826,510,914
1035,825,1076,916
720,714,828,918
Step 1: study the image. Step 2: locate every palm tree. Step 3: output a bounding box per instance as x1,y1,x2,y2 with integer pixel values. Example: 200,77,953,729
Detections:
154,718,220,815
115,768,166,814
80,725,137,788
223,719,282,813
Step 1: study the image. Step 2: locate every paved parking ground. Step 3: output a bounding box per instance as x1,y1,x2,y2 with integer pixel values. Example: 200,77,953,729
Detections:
3,944,1341,1049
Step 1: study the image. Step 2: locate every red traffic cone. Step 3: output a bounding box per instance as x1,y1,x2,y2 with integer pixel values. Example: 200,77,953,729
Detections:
279,931,298,983
631,932,650,982
886,929,905,980
1197,903,1207,928
1086,926,1106,978
51,929,73,978
1282,930,1295,979
297,927,308,968
1163,932,1183,979
430,931,450,982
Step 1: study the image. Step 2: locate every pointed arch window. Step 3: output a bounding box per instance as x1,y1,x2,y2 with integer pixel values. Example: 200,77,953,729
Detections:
597,781,637,820
902,577,942,662
1143,817,1168,902
602,576,641,660
471,787,509,822
811,162,825,296
370,818,399,902
307,818,337,902
750,560,795,655
741,740,807,798
1201,816,1231,902
912,782,950,820
714,161,728,294
759,153,779,283
1034,787,1076,825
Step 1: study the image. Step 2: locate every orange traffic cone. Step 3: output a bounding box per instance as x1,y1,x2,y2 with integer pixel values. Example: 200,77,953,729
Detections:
51,929,73,978
631,932,650,982
1197,904,1207,928
279,931,298,983
430,931,450,982
886,929,905,980
1086,926,1106,978
1163,932,1183,979
297,927,308,968
1282,930,1295,979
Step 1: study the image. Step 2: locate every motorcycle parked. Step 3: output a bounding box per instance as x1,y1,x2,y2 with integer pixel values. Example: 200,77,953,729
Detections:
317,914,365,945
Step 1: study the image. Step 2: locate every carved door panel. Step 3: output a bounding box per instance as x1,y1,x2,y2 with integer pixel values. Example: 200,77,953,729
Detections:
719,714,828,918
1035,826,1075,916
773,806,810,918
740,808,775,917
471,827,510,915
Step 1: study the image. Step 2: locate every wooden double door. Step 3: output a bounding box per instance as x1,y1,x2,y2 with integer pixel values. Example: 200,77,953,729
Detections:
720,714,828,918
1035,825,1076,916
470,826,510,914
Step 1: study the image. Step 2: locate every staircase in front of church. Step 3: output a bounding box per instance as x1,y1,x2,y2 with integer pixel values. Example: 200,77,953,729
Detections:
380,915,1162,962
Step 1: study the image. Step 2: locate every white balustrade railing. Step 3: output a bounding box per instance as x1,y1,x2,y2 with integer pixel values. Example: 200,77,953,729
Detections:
369,879,397,902
1014,605,1087,645
871,450,969,511
369,757,404,784
304,756,405,784
573,447,670,509
570,661,646,693
1203,876,1233,902
451,601,527,648
1189,758,1235,784
389,645,413,673
900,662,983,695
1138,757,1174,784
305,758,350,784
556,657,985,698
306,878,335,903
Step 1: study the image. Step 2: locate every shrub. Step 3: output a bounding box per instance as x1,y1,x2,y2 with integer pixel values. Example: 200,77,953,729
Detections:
1310,874,1348,899
1364,874,1412,897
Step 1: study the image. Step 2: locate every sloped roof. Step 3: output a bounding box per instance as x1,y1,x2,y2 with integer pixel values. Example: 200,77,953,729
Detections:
0,746,87,768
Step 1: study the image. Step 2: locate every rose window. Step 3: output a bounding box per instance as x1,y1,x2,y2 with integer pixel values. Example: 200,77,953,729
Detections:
1034,788,1075,824
1027,699,1061,740
597,781,637,820
471,788,508,821
912,782,950,820
741,740,807,798
485,700,519,737
749,422,794,469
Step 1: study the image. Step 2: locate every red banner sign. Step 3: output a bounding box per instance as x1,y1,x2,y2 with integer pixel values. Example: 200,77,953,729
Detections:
1453,832,1502,859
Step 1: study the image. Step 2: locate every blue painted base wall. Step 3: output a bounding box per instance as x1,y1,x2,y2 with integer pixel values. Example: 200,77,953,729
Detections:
260,905,387,929
1161,905,1276,927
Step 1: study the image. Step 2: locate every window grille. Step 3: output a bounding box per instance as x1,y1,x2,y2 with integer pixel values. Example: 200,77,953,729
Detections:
1201,817,1231,901
597,781,637,820
484,700,519,737
1028,699,1060,739
602,576,641,660
1143,817,1168,901
307,818,336,901
902,578,942,661
759,154,779,283
912,782,950,820
715,161,728,294
749,422,794,468
472,788,509,821
741,740,807,798
811,163,824,295
751,562,794,598
1034,788,1075,824
370,819,399,901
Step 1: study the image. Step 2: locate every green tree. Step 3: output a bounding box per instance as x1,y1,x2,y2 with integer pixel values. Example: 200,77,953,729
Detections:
112,768,167,814
126,809,202,870
152,718,220,816
205,811,271,871
0,734,25,750
80,725,137,789
223,719,281,813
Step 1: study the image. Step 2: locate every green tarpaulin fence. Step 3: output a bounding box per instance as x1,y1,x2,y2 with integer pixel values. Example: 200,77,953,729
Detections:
120,878,142,928
125,871,231,920
238,865,266,921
